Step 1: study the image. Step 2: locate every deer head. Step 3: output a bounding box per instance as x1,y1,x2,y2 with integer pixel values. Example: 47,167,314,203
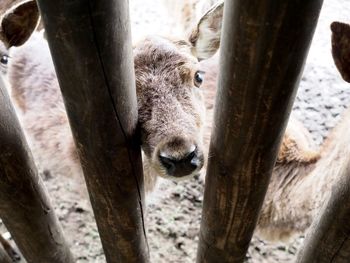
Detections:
0,1,224,182
134,2,223,180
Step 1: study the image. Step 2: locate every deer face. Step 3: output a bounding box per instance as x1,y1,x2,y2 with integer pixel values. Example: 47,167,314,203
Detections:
0,0,224,181
134,37,207,179
133,2,224,180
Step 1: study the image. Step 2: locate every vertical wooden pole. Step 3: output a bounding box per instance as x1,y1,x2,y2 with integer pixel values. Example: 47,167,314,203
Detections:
36,1,149,262
196,1,323,262
0,76,74,263
296,158,350,263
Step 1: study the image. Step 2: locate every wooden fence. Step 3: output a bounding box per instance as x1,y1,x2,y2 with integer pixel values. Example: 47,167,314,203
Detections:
0,71,74,262
0,0,350,262
37,1,148,262
196,0,324,262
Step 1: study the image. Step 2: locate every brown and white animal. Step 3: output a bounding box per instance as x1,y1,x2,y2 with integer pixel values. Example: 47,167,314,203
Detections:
163,0,350,241
1,0,349,244
0,1,227,192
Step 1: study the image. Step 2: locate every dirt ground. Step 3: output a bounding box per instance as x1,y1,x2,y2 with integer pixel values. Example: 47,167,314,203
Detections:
2,0,350,262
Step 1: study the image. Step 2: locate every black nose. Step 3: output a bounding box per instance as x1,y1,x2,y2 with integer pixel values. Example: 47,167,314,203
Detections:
159,149,201,177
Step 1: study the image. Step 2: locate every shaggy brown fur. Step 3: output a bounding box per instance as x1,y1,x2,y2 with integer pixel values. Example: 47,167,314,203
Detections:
199,42,350,243
7,33,82,183
168,0,350,241
256,21,350,241
134,36,206,186
3,0,350,245
1,1,221,193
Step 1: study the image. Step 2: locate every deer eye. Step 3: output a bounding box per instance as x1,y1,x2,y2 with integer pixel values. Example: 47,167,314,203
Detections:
0,55,9,65
194,71,204,87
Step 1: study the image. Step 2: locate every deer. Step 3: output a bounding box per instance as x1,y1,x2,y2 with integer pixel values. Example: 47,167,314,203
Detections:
1,0,350,248
162,0,350,242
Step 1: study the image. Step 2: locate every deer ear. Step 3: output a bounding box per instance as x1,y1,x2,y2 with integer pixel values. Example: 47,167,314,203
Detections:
331,21,350,83
188,1,224,61
0,0,39,48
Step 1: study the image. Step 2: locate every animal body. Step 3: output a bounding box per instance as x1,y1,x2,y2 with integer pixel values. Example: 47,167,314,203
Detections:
199,53,347,242
1,1,226,192
161,0,350,241
1,0,350,245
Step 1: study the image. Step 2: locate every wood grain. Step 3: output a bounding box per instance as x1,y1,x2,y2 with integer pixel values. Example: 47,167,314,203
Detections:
36,0,149,262
0,76,74,263
296,158,350,262
196,0,324,262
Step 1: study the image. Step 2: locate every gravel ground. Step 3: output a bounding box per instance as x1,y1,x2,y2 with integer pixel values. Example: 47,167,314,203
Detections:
2,0,350,262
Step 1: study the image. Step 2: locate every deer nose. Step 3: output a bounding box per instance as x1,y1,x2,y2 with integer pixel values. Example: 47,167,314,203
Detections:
159,147,201,177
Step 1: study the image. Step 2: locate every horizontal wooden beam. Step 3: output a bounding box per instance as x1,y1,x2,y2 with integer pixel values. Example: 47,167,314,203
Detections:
36,0,149,262
0,76,74,263
197,0,323,262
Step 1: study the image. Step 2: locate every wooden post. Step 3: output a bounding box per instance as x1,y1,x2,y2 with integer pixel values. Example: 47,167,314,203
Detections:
296,155,350,262
0,76,74,263
36,1,149,262
196,1,323,262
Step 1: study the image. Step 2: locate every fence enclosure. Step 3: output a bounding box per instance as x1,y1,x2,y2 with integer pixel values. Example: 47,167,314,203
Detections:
196,1,324,262
0,72,73,263
0,0,350,262
36,0,149,262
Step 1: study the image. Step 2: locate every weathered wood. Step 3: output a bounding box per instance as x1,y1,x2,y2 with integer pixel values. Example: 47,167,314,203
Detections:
296,157,350,262
36,1,149,262
196,1,323,262
296,20,350,263
0,76,74,263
